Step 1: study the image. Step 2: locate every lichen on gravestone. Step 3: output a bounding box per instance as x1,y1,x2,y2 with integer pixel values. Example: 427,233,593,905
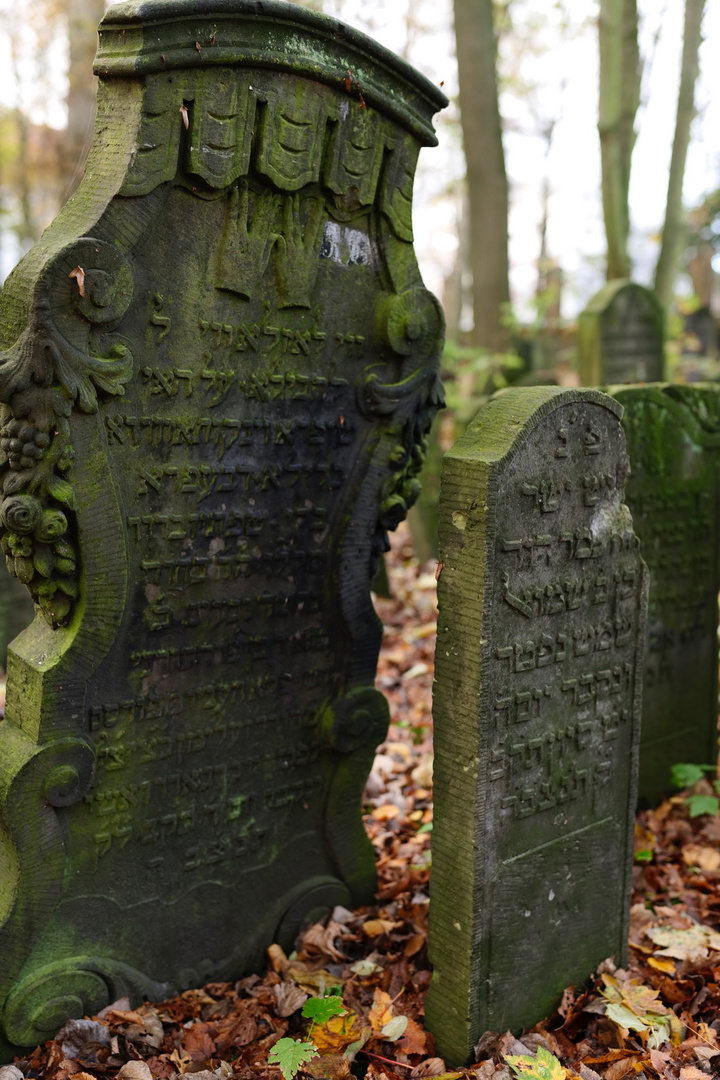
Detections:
425,387,648,1065
578,280,664,386
0,0,446,1060
607,383,720,805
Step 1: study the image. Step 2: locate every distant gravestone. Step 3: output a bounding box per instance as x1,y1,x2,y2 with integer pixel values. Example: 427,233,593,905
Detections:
426,387,647,1065
0,0,446,1058
578,280,664,386
608,383,720,805
0,574,34,671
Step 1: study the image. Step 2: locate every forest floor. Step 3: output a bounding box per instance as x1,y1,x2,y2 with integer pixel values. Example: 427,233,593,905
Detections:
8,524,720,1080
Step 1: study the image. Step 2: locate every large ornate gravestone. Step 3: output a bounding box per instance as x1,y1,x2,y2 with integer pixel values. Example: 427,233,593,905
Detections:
578,280,664,386
0,0,446,1057
609,384,720,805
425,388,647,1065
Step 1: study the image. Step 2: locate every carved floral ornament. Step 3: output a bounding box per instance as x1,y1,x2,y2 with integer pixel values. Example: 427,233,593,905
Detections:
0,241,134,627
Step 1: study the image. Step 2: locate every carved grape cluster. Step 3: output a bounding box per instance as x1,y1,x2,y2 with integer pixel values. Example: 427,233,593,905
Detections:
0,418,51,470
0,493,78,624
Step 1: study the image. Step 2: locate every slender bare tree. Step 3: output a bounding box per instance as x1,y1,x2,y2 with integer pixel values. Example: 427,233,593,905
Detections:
654,0,707,309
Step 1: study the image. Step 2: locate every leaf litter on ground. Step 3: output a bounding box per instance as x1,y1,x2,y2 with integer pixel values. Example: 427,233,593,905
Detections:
9,523,720,1080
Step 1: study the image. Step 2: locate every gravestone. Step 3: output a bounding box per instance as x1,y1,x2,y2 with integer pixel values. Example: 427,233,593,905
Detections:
608,383,720,805
0,0,446,1059
0,574,34,671
578,280,664,385
425,387,647,1065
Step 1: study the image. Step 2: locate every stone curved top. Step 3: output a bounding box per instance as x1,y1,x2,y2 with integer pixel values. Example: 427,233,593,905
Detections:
96,0,448,145
447,386,624,467
582,278,663,317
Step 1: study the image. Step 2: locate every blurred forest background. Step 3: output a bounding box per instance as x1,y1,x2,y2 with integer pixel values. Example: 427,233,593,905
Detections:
0,0,718,556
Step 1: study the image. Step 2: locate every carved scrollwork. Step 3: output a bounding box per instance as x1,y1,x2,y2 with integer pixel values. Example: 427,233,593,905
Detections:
2,957,171,1048
0,241,134,626
320,685,389,755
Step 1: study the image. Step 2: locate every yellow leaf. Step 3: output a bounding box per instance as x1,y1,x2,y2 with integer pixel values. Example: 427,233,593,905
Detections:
682,844,720,871
647,956,676,974
506,1046,567,1080
310,1012,365,1056
362,918,399,938
368,990,394,1033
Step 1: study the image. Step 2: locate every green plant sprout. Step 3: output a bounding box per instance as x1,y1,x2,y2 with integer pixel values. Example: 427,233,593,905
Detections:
670,762,720,817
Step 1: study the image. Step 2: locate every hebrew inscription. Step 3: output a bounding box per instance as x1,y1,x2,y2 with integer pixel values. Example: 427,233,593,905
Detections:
0,0,446,1060
425,388,647,1065
609,384,720,805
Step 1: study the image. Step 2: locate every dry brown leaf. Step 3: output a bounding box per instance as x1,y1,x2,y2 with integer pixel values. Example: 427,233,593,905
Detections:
410,1060,447,1079
604,1058,640,1080
397,1017,428,1056
68,266,86,297
301,920,345,962
180,103,189,128
273,982,308,1018
679,1069,707,1080
681,844,720,871
182,1024,216,1062
373,804,402,822
268,943,290,973
404,932,427,957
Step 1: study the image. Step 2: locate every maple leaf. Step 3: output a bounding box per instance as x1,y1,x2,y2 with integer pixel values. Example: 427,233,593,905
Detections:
685,795,719,818
309,1012,365,1056
268,1038,318,1080
302,996,347,1024
505,1046,568,1080
599,975,679,1048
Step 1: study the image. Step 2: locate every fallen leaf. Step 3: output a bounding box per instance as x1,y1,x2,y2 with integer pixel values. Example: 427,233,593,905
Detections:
368,990,394,1034
68,266,86,297
647,957,676,975
183,1023,216,1061
311,1012,365,1056
681,844,720,871
397,1017,428,1055
363,918,400,938
180,103,189,128
350,959,383,976
381,1015,409,1042
274,982,308,1018
647,924,720,961
117,1064,153,1080
505,1046,567,1080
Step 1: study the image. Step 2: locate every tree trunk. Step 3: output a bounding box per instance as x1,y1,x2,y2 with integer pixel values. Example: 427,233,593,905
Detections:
61,0,107,203
453,0,510,353
598,0,640,281
654,0,707,311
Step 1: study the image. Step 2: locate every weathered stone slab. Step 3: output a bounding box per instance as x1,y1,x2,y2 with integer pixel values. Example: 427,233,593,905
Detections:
578,280,664,385
425,387,647,1064
0,0,446,1059
608,384,720,806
